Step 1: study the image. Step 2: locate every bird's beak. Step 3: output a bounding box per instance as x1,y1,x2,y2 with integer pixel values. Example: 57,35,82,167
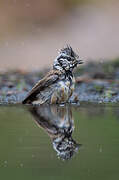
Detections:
77,59,83,64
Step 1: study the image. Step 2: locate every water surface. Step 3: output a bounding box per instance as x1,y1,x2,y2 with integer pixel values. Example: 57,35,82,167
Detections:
0,104,119,180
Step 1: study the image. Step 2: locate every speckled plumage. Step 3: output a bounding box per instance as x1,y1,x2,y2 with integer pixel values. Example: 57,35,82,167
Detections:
22,45,83,105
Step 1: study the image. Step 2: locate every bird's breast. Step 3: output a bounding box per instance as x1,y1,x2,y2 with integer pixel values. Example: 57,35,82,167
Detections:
56,77,75,102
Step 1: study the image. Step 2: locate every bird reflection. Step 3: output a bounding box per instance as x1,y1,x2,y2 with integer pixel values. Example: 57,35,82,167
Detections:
28,105,81,160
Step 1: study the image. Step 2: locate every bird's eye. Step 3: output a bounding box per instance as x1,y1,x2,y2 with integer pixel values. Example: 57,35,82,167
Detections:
59,59,64,63
67,57,72,61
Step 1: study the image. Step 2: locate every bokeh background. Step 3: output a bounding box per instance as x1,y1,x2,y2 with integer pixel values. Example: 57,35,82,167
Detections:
0,0,119,71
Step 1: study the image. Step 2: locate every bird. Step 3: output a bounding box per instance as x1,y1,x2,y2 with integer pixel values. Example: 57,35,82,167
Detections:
22,45,83,105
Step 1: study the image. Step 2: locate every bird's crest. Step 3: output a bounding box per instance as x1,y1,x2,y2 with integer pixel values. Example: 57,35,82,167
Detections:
60,45,79,58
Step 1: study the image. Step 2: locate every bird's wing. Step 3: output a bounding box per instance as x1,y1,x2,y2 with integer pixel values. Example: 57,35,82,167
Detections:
22,71,60,104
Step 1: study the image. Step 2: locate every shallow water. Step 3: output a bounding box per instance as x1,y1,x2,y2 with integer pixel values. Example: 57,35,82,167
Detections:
0,104,119,180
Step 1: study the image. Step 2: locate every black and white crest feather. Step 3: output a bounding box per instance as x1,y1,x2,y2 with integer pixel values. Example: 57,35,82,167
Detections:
60,45,79,59
53,45,81,71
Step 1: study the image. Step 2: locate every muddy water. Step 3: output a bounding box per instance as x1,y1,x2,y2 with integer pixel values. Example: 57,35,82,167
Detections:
0,104,119,180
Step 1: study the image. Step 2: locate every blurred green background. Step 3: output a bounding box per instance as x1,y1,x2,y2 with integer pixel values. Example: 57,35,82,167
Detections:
0,0,119,71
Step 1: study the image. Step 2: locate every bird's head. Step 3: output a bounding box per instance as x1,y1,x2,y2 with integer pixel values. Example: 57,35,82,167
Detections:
53,45,83,72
